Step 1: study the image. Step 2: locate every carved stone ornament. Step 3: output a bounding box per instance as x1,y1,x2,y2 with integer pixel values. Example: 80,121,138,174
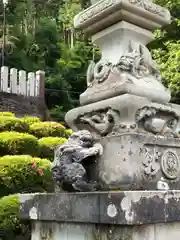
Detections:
129,0,166,17
140,147,180,180
86,40,161,88
76,0,169,27
78,108,121,136
140,147,161,177
161,150,180,179
51,130,103,192
135,106,180,137
73,103,180,138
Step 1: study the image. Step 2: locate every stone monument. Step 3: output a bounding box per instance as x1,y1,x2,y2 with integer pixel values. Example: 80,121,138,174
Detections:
20,0,180,239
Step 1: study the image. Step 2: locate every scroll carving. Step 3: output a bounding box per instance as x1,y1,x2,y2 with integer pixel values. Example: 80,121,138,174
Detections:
79,0,167,24
86,40,161,87
79,108,121,136
136,106,180,137
129,0,166,17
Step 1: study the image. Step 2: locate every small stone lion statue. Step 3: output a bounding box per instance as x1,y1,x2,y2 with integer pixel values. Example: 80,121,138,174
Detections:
52,130,103,192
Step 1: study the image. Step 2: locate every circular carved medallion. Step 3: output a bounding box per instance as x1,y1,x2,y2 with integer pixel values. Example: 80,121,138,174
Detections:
161,150,180,179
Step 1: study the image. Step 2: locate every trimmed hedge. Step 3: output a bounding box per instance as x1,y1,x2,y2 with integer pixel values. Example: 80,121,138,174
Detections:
65,129,72,138
0,131,40,156
39,137,67,160
29,121,66,138
0,195,30,240
0,116,29,132
0,155,53,197
22,116,41,125
0,195,20,230
0,112,15,117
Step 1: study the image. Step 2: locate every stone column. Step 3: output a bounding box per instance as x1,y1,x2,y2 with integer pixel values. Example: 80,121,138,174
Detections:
19,0,180,239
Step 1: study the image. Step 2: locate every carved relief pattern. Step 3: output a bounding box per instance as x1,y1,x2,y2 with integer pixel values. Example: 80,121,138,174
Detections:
79,0,114,23
135,106,180,138
78,108,121,136
161,150,180,179
140,147,180,180
86,40,161,88
75,105,180,138
129,0,166,17
79,0,166,24
140,147,161,177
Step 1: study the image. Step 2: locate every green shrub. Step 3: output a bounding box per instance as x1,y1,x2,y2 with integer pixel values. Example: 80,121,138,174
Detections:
0,195,20,230
0,194,30,240
29,121,66,138
0,131,39,156
0,116,29,132
0,112,15,117
22,115,41,125
0,155,53,197
65,129,72,138
39,137,67,160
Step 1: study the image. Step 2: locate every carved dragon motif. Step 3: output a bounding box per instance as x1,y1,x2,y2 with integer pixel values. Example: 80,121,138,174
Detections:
52,130,103,192
136,106,180,137
86,40,161,87
79,108,121,136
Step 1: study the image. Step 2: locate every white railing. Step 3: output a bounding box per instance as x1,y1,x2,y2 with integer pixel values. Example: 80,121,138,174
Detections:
0,66,45,97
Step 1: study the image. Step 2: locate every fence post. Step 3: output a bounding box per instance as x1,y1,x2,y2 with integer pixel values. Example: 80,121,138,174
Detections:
1,66,8,92
10,68,18,94
36,70,45,99
19,70,26,96
28,72,35,97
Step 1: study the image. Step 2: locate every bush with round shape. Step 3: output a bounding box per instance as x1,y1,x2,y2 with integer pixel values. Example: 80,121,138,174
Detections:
65,129,72,138
22,116,41,125
0,195,20,230
0,116,29,132
0,131,39,156
38,137,67,160
0,155,53,197
29,121,66,138
0,194,30,240
0,112,15,117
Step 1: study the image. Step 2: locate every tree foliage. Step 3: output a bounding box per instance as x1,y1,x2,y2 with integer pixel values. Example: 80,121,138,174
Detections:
149,0,180,103
0,0,179,118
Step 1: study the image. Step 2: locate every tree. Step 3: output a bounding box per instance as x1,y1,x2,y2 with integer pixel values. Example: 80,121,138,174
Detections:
149,0,180,103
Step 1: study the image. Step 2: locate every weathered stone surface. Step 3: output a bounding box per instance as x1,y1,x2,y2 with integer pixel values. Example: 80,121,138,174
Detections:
0,91,50,120
74,0,171,35
74,0,171,105
66,94,180,138
80,22,170,105
52,130,103,192
20,191,180,225
65,94,180,190
30,221,180,240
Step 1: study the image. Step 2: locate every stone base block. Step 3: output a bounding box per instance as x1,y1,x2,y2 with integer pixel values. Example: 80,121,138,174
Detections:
20,191,180,240
65,94,180,190
93,133,180,190
31,221,180,240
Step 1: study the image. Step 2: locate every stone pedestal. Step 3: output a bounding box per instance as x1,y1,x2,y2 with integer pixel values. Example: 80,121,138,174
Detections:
66,94,180,190
63,0,180,192
30,222,180,240
20,191,180,240
19,1,180,240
